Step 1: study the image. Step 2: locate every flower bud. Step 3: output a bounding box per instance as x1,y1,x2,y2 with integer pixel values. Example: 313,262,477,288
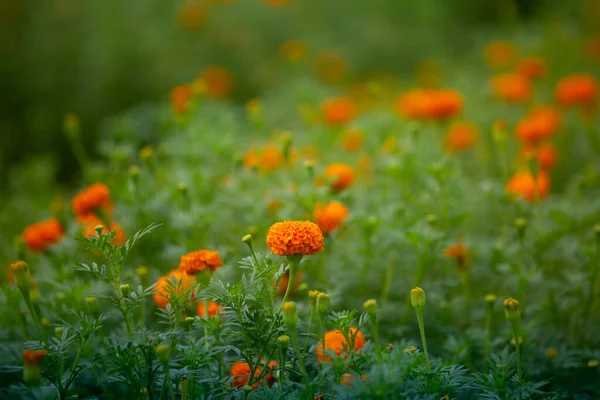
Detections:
514,218,528,239
363,299,377,315
29,281,40,304
316,292,330,314
129,166,140,182
410,287,426,310
11,261,31,298
120,284,130,298
156,344,171,363
55,327,64,339
404,345,417,353
304,160,315,176
63,113,80,140
503,297,521,326
41,318,51,327
364,216,379,237
277,335,290,351
184,317,195,328
23,349,46,387
587,359,598,367
595,224,600,240
94,225,104,235
545,348,557,359
282,301,298,330
485,294,497,311
242,234,253,245
85,296,100,315
386,343,394,352
308,290,322,308
136,266,149,281
140,146,153,162
177,182,188,194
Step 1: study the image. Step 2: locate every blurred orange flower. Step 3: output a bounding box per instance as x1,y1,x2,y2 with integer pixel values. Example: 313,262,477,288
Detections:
276,270,302,296
197,301,221,318
170,84,194,114
515,106,561,144
506,170,550,201
444,243,470,271
83,220,126,245
72,183,112,223
340,129,365,152
444,121,479,153
179,249,223,275
316,328,365,362
314,201,349,235
22,349,47,366
153,270,197,309
266,220,324,257
177,0,207,30
243,145,284,172
491,73,532,102
200,66,233,99
324,163,355,192
395,89,463,121
555,74,598,108
535,142,558,170
517,57,547,80
230,360,278,389
280,40,307,62
23,218,64,253
484,40,517,69
322,97,357,126
341,373,368,387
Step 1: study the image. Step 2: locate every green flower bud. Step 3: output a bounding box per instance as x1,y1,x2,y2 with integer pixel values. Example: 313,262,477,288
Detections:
410,287,426,310
156,344,171,363
308,290,322,308
85,296,100,315
503,297,521,326
277,335,290,351
316,292,330,314
120,284,130,297
55,327,64,339
11,261,31,298
282,301,298,330
136,266,149,281
363,299,377,315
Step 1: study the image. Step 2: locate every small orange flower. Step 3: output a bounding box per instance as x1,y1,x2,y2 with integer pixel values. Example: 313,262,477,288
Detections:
444,243,470,271
170,84,194,114
266,220,324,257
276,270,303,296
506,170,551,202
22,349,47,366
314,201,349,235
316,328,366,362
444,121,479,153
197,301,221,318
555,74,598,108
22,218,64,253
179,250,223,275
83,221,126,245
322,97,357,126
535,142,558,170
484,40,517,69
517,57,547,80
280,40,307,62
395,89,463,121
243,145,284,172
153,270,197,309
177,0,207,30
324,163,355,192
230,360,278,389
515,106,561,144
491,73,532,102
72,183,112,222
200,66,233,99
340,129,365,152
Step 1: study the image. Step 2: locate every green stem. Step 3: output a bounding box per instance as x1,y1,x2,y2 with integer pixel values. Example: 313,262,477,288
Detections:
582,236,600,340
279,348,286,396
415,310,431,370
381,257,395,307
303,308,314,352
290,328,310,386
371,314,382,363
483,310,492,372
512,326,522,382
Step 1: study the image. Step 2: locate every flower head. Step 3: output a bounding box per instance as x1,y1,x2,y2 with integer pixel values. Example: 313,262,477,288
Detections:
340,129,365,152
517,57,547,80
555,74,597,108
491,73,532,102
22,218,64,253
266,220,324,256
170,84,194,114
178,250,223,275
197,301,221,318
444,243,470,271
313,201,349,235
324,163,355,192
395,89,463,121
83,220,126,245
316,327,365,362
72,183,112,222
322,97,357,126
199,66,232,99
444,121,478,153
506,170,550,202
229,360,278,389
515,106,561,144
153,270,197,309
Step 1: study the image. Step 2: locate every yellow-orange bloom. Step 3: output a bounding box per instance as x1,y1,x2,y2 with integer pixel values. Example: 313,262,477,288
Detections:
243,145,284,172
444,121,479,153
229,360,278,389
83,221,126,245
491,73,532,102
444,243,470,271
340,129,365,152
266,220,324,256
506,170,550,201
72,183,112,222
535,142,558,170
484,40,517,69
153,270,197,309
517,57,547,80
279,40,307,62
395,89,463,121
515,106,561,144
314,201,349,235
179,250,223,275
555,74,598,108
22,218,64,253
197,301,221,318
322,97,357,126
199,66,233,99
170,84,194,114
22,349,47,366
324,163,355,192
316,328,366,362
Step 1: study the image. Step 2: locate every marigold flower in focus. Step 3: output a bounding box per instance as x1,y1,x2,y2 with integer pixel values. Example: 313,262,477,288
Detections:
314,201,349,235
72,183,112,222
83,221,126,245
197,301,221,318
177,0,206,30
22,218,64,253
179,249,223,275
517,57,547,80
199,66,233,99
444,121,479,153
324,163,355,192
555,74,598,108
322,97,357,126
266,220,324,257
491,73,532,102
444,243,470,272
340,129,365,152
506,170,550,202
229,360,278,389
515,106,561,144
316,328,365,362
153,270,197,309
280,40,307,62
170,84,194,114
484,40,517,69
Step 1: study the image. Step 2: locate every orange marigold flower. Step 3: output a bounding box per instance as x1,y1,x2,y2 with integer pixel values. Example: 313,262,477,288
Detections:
22,349,47,366
555,74,598,108
22,218,64,253
536,142,558,170
506,170,551,202
444,121,479,153
72,183,112,222
153,270,197,309
515,106,561,144
324,163,355,192
394,89,463,121
266,220,324,257
83,221,126,245
177,0,207,30
197,301,221,318
340,129,365,152
280,40,307,62
491,73,532,102
170,84,194,114
179,250,223,275
316,328,365,362
322,97,357,126
276,270,303,296
260,145,284,171
517,57,547,80
484,40,517,69
200,66,233,99
314,201,349,235
229,360,278,389
444,243,470,271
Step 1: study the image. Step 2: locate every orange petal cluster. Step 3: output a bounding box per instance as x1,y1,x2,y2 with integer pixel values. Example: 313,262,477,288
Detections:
22,350,47,366
517,57,547,80
243,144,284,172
153,270,197,309
555,74,597,108
444,121,479,153
322,97,357,126
22,218,64,253
316,328,365,362
266,220,324,256
313,201,349,235
491,73,532,102
324,163,355,192
170,84,194,114
395,89,463,121
178,250,223,275
506,170,550,202
229,360,278,389
196,301,221,318
200,66,233,99
72,183,112,222
515,106,561,144
340,129,365,152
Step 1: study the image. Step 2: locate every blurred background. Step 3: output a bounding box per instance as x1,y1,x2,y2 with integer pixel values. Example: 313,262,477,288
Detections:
1,0,597,188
